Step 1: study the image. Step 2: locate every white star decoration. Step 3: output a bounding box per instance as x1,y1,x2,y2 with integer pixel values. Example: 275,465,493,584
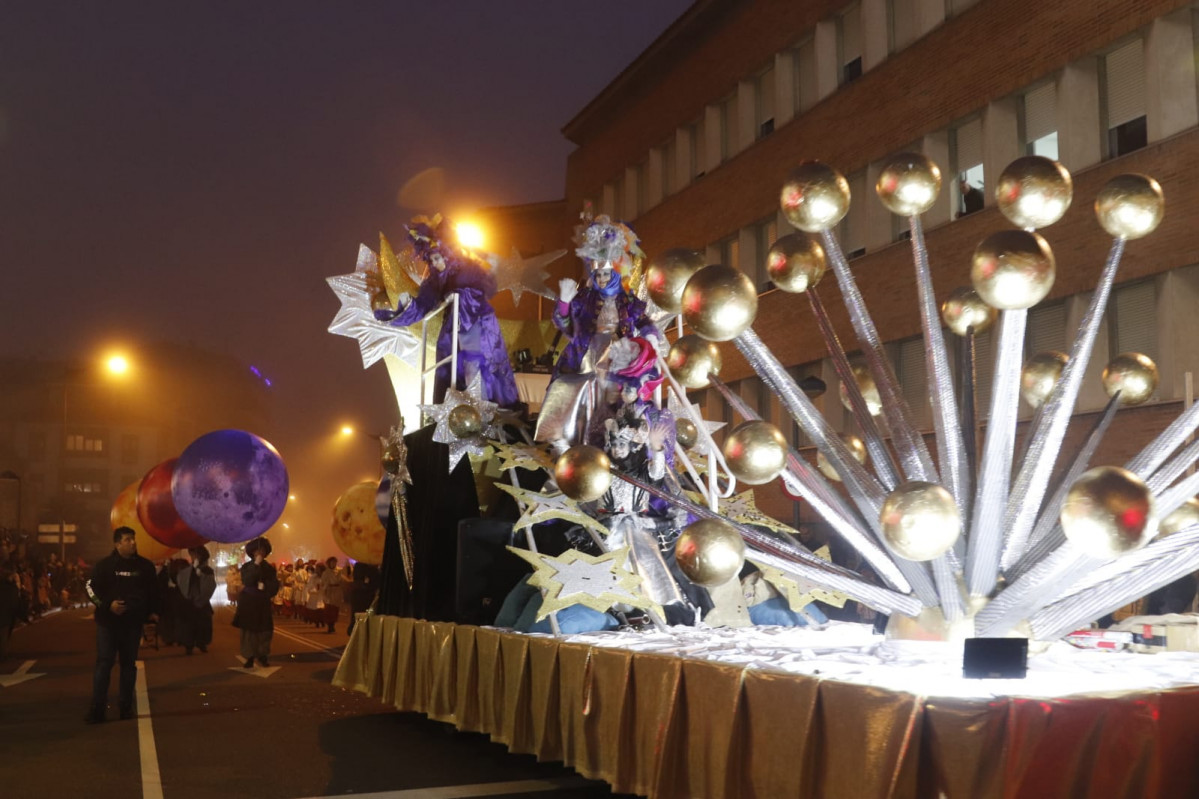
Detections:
490,247,566,306
418,373,500,472
722,490,800,537
326,245,422,370
507,546,661,622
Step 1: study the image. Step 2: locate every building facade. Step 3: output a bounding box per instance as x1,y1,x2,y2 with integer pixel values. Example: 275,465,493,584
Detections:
555,0,1199,534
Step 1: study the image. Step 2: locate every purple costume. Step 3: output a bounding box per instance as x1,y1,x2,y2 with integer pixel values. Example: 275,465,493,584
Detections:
380,222,519,407
552,277,658,380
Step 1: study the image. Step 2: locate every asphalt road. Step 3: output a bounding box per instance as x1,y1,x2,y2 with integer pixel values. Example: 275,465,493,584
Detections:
0,606,629,799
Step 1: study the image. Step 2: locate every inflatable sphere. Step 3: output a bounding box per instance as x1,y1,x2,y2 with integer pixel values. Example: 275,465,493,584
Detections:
137,459,208,549
332,481,387,565
112,480,178,562
171,430,289,544
375,477,392,527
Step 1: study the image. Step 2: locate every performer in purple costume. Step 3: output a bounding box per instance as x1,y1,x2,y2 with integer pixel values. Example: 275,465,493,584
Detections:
376,217,519,407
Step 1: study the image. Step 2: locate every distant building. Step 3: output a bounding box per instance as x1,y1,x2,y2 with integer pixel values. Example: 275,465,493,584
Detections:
0,343,273,559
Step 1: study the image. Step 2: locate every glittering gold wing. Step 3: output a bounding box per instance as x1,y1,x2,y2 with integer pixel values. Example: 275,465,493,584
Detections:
379,233,423,307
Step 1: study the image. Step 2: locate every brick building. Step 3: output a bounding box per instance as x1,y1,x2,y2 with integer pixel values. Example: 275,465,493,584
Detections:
543,0,1199,535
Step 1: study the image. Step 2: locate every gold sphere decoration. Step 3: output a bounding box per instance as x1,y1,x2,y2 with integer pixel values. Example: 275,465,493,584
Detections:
554,445,612,503
766,233,827,293
970,229,1056,310
1102,352,1158,406
645,248,705,313
1060,466,1157,559
838,362,882,416
722,421,788,485
779,161,851,233
1160,498,1199,537
875,152,942,216
816,434,868,482
1020,351,1069,409
680,264,759,342
879,481,961,561
666,334,723,389
995,156,1073,229
940,286,997,336
1094,174,1165,240
371,292,395,314
675,417,698,449
674,518,746,587
447,404,483,438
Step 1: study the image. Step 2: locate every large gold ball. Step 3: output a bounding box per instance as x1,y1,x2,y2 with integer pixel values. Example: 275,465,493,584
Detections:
666,334,723,389
879,481,961,561
447,404,483,438
680,264,759,342
875,152,942,216
816,434,868,482
1060,466,1157,559
766,233,827,293
645,248,705,313
1160,498,1199,537
674,518,746,587
722,421,788,485
995,156,1073,229
1020,351,1069,409
970,229,1055,310
780,161,851,233
838,362,882,416
554,445,612,502
1102,353,1158,406
675,417,698,449
940,286,997,336
1094,174,1164,240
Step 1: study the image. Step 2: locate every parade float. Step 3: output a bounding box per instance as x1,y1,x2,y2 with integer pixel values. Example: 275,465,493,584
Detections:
326,157,1199,798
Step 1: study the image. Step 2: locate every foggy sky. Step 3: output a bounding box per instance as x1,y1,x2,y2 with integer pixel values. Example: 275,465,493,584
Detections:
0,1,691,557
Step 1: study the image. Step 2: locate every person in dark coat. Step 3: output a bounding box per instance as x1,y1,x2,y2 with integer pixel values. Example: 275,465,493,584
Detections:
84,526,159,723
176,546,216,655
233,537,278,668
346,560,380,636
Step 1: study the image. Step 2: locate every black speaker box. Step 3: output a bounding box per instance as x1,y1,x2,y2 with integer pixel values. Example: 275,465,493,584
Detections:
962,637,1029,679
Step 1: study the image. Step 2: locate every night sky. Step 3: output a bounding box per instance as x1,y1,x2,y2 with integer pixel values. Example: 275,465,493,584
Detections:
0,1,691,555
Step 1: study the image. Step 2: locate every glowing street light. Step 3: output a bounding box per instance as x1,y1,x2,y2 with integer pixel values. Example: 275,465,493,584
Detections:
455,221,485,250
105,353,131,377
340,425,355,436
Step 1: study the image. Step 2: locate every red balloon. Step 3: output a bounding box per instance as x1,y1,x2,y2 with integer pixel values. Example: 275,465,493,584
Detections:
137,459,208,549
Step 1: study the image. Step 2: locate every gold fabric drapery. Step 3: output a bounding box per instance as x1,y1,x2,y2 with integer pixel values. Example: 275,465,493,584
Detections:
333,615,1199,798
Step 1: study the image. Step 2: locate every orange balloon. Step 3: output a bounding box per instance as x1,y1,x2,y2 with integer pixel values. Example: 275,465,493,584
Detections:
111,480,177,563
331,481,387,565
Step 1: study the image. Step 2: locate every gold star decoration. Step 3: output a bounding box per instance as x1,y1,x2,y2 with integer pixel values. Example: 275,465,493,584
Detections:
418,373,500,472
722,490,800,537
507,546,662,622
494,483,610,542
490,247,566,306
749,546,849,610
491,441,555,473
326,245,422,370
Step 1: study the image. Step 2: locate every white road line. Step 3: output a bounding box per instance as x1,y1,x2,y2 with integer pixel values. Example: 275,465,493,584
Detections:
292,776,594,799
271,625,344,659
134,660,164,799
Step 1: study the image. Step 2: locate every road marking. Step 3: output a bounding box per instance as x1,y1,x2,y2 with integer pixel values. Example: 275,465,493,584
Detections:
0,660,45,688
292,776,594,799
272,625,343,659
228,658,281,678
135,660,164,799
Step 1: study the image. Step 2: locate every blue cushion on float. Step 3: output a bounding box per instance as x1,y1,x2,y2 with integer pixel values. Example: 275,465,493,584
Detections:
748,596,828,627
516,594,620,633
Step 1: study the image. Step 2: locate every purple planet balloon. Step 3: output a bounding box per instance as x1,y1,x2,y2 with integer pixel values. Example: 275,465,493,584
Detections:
171,430,289,544
375,477,391,527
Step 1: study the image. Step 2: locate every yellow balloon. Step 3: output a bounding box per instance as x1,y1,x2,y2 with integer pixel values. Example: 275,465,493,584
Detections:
332,481,387,565
111,480,177,563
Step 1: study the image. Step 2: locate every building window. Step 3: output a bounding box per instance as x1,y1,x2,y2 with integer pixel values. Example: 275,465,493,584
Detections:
692,117,706,179
632,162,646,219
794,38,818,113
1104,38,1147,158
65,481,103,494
891,0,919,52
953,117,985,217
121,433,139,465
839,4,863,84
65,434,105,454
719,93,736,161
1109,280,1157,363
754,216,778,291
661,137,677,196
756,64,776,139
840,170,868,259
611,172,625,220
1025,301,1067,357
718,235,740,271
894,336,931,430
1022,81,1059,160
